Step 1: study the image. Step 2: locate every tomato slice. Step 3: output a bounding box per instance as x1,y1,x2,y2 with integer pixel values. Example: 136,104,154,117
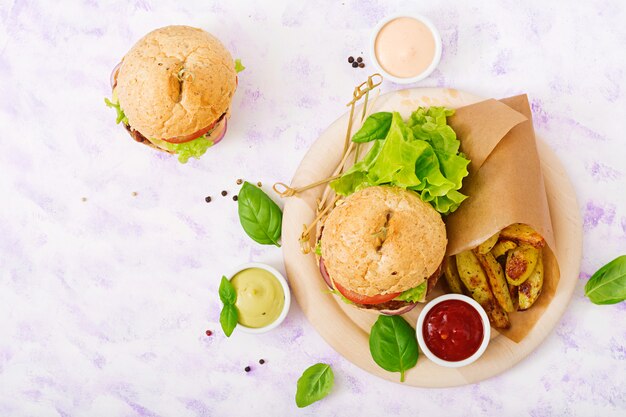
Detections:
161,118,220,144
333,280,401,305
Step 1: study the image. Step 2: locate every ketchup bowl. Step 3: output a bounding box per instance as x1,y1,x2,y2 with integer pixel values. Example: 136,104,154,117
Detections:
416,294,490,368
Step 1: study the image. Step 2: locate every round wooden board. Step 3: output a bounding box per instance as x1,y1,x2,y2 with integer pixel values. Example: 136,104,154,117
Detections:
281,88,582,387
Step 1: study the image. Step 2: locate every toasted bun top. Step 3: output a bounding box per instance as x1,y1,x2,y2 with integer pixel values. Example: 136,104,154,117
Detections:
115,25,236,139
321,186,447,296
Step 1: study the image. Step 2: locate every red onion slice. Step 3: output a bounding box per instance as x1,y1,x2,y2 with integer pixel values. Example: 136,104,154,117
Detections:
318,258,334,289
110,62,121,89
211,118,227,146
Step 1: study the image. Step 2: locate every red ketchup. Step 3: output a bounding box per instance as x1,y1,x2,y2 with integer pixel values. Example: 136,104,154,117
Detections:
422,299,484,362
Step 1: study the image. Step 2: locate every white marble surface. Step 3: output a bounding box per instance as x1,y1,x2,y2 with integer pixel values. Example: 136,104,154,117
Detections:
0,1,625,416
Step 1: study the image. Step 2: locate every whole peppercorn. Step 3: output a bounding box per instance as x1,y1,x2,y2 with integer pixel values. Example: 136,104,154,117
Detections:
356,57,363,63
359,62,365,68
348,56,354,63
259,359,265,365
351,61,358,68
221,190,228,196
233,195,238,201
244,366,251,373
205,196,212,203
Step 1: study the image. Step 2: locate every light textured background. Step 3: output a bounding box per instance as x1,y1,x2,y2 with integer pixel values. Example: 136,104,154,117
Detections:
1,1,625,416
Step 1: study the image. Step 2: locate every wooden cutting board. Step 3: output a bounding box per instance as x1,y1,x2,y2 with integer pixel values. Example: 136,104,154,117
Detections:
281,88,582,387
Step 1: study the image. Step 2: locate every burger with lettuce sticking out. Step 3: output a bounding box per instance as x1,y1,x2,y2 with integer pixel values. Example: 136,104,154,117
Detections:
105,25,245,163
316,107,470,314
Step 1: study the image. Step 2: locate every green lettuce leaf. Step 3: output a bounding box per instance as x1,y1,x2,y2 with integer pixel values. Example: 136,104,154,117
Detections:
235,59,245,73
329,107,470,215
394,282,428,303
314,240,322,256
104,96,128,126
324,289,354,305
165,136,214,163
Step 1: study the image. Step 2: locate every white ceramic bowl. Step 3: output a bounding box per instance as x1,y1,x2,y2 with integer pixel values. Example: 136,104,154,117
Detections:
225,262,291,334
370,14,442,84
416,294,490,368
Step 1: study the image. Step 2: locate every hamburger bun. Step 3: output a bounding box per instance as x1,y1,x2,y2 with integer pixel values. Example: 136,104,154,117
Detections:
321,186,447,297
115,25,237,140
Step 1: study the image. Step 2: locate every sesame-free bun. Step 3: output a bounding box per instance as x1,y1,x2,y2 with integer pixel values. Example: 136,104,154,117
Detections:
115,25,236,140
321,186,447,297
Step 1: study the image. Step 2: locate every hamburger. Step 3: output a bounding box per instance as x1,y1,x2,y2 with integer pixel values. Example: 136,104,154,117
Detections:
317,186,446,315
105,25,242,163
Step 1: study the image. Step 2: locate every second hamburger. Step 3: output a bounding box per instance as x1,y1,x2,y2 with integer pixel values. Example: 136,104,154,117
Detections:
317,186,447,314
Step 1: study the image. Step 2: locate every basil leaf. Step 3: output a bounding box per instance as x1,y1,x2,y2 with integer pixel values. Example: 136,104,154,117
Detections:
352,112,392,143
219,276,237,305
237,182,282,247
220,304,238,337
585,255,626,305
295,363,334,408
369,315,418,382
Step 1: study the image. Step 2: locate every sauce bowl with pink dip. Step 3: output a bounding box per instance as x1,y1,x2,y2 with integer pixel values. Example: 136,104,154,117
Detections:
370,14,442,84
416,294,491,368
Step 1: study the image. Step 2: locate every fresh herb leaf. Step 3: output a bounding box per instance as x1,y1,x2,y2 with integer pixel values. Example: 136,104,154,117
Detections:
218,276,239,337
220,303,238,337
219,276,237,304
331,107,470,215
295,363,334,408
369,315,419,382
237,181,282,247
352,112,392,143
104,97,129,126
235,59,245,73
394,282,427,303
585,255,626,305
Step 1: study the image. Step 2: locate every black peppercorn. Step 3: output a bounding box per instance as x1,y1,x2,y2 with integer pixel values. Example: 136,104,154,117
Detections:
205,196,212,203
221,190,228,196
356,57,363,63
348,56,354,63
352,62,358,68
259,359,265,365
233,195,238,201
244,366,251,372
359,62,365,68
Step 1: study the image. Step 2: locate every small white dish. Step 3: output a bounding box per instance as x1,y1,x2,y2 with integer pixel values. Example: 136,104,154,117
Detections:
225,262,291,334
416,294,490,368
370,14,442,84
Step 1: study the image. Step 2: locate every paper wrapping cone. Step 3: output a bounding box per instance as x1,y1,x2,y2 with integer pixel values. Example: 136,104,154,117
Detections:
446,94,560,342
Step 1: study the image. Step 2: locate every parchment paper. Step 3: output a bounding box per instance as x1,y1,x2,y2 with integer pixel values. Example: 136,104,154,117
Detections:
446,94,560,342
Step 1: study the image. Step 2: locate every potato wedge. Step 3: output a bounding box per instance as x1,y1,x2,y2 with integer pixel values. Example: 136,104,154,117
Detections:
491,240,517,259
455,251,510,329
519,250,544,310
442,256,464,294
476,232,500,255
500,223,545,248
485,302,511,329
505,244,539,285
509,282,519,311
455,250,492,306
475,252,515,312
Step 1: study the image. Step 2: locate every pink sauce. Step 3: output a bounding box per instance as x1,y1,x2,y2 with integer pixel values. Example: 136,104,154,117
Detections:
374,17,436,78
